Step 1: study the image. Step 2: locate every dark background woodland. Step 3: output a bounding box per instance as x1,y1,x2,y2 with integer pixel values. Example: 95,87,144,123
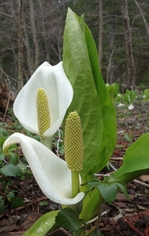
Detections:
0,0,149,91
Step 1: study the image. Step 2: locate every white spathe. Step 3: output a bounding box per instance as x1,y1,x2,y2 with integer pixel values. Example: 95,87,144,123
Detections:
13,61,73,138
128,103,134,110
3,133,84,205
117,103,124,107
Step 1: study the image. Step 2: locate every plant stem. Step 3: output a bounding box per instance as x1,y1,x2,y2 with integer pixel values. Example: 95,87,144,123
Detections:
86,192,104,235
42,137,52,149
96,192,104,224
80,175,91,192
71,171,79,197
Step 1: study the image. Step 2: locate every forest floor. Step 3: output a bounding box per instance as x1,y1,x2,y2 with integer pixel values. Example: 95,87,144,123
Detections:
1,100,149,236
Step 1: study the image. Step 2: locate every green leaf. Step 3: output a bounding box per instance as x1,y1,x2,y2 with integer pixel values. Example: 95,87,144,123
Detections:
1,164,21,177
7,191,15,199
116,183,129,200
0,135,6,146
0,196,5,213
0,153,5,161
9,152,18,164
97,182,118,204
112,133,149,183
7,144,18,152
0,128,8,136
56,208,81,233
17,162,27,173
144,88,149,101
23,210,59,236
83,18,117,175
106,83,119,101
79,188,100,222
88,177,128,204
10,196,25,208
63,8,116,176
63,8,102,177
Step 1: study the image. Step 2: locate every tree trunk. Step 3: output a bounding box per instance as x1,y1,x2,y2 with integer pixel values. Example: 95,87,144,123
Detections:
29,0,40,69
106,49,114,84
23,12,33,78
134,0,149,37
106,14,115,84
38,0,50,62
120,0,135,88
17,0,24,91
98,0,103,68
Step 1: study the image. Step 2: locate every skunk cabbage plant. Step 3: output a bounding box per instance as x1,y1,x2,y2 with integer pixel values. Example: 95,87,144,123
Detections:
105,82,119,102
3,8,149,236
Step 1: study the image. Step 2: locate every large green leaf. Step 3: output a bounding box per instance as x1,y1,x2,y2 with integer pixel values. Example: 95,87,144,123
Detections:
112,134,149,183
63,8,102,176
83,14,117,174
23,210,59,236
63,8,116,176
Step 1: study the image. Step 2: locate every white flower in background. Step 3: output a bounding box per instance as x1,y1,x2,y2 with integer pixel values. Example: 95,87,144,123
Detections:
3,133,84,205
128,103,134,110
117,103,124,107
117,93,121,97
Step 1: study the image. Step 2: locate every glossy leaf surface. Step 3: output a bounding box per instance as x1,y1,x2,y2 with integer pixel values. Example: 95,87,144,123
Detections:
63,8,116,176
23,210,59,236
112,134,149,183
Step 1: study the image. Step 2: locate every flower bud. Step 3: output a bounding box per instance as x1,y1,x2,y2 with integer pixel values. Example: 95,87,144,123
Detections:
36,88,50,138
64,111,84,172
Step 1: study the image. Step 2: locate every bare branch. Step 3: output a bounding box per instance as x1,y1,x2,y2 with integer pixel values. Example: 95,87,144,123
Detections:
134,0,149,37
0,11,17,25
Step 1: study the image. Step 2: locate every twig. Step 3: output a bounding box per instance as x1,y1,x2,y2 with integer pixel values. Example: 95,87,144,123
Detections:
95,163,149,188
86,216,98,224
3,91,11,122
0,67,17,83
9,196,48,214
123,218,144,236
133,179,149,188
0,11,17,25
0,191,7,197
110,157,123,160
94,173,111,177
108,162,117,171
86,209,110,225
